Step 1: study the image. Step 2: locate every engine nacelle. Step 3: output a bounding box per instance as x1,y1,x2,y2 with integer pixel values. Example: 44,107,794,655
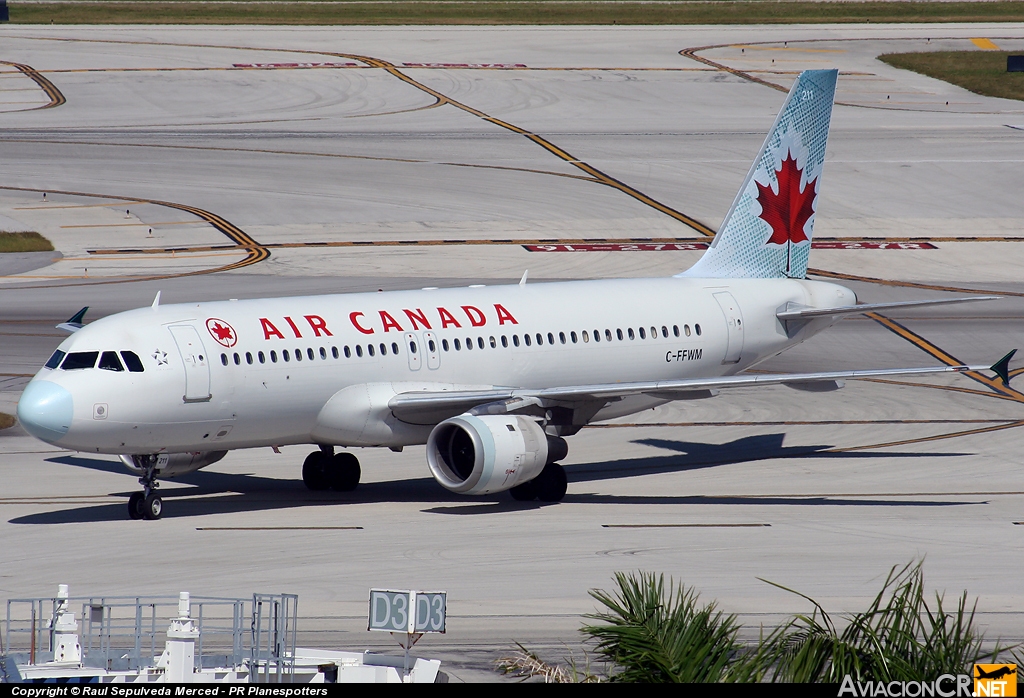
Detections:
426,414,568,495
119,451,227,479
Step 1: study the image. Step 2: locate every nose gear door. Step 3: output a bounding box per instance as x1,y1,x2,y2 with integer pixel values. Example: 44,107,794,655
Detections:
168,324,212,402
713,291,744,365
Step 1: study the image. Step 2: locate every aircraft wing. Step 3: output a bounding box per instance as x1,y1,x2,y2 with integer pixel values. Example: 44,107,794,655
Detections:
388,358,1010,424
776,296,999,322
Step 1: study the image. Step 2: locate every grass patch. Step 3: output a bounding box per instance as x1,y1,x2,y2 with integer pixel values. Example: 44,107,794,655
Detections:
0,413,15,430
0,231,54,253
8,1,1024,25
879,50,1024,102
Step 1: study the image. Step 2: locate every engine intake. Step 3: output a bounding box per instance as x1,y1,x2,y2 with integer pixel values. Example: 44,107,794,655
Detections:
426,414,567,495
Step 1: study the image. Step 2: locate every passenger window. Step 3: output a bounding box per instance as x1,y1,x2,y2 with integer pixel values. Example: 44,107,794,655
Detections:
512,335,519,347
489,336,496,349
685,325,691,337
98,351,124,372
45,350,66,369
408,341,416,354
593,330,600,343
455,338,462,350
651,326,657,339
331,347,339,359
582,331,589,343
246,352,254,365
662,326,669,338
536,333,543,346
294,350,302,362
639,327,646,339
271,350,278,363
305,348,312,360
524,334,531,347
344,346,351,358
356,345,363,358
501,336,508,348
61,351,98,370
221,353,229,366
320,347,327,360
571,332,577,344
547,332,554,345
673,325,680,337
617,329,623,341
605,329,612,342
368,344,375,357
121,351,145,372
478,337,485,350
695,324,702,336
259,351,266,364
628,328,635,340
283,350,291,362
380,343,387,356
442,339,450,352
394,342,401,354
233,353,240,365
559,332,565,344
465,337,473,351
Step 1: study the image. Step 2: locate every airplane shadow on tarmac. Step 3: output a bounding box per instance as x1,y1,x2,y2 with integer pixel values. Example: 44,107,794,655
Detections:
9,432,977,524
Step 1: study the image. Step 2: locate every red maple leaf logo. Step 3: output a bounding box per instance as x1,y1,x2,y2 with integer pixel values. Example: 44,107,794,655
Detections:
206,318,236,347
756,151,817,246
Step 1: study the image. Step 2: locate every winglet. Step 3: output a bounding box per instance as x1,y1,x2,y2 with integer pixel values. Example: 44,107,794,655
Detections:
519,270,528,286
152,290,161,308
56,306,88,333
990,349,1016,385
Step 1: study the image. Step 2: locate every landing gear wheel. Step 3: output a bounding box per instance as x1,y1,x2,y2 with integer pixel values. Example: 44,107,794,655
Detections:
142,494,163,520
127,491,144,520
509,479,539,501
535,462,568,503
329,453,361,492
302,451,331,490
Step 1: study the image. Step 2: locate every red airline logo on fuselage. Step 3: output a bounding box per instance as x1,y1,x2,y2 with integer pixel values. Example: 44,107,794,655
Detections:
258,304,518,340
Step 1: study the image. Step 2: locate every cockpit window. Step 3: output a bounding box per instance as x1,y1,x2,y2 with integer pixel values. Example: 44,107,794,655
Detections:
61,351,99,370
45,350,66,369
98,351,124,372
121,351,145,373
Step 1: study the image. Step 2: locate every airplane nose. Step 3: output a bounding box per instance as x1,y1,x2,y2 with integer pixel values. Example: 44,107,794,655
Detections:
17,380,74,443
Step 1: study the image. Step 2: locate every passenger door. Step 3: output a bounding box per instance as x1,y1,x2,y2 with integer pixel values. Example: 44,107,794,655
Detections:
713,291,744,365
168,325,212,402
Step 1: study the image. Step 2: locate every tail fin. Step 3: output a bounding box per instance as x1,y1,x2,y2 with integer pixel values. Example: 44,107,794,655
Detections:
682,69,838,280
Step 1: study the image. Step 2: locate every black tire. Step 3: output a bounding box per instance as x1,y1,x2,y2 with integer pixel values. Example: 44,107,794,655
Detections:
142,494,163,520
302,451,331,490
509,480,539,501
329,452,361,492
128,492,144,520
535,462,568,502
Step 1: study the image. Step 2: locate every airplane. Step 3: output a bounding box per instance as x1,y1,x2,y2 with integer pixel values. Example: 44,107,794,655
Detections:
974,666,1017,681
15,69,1013,521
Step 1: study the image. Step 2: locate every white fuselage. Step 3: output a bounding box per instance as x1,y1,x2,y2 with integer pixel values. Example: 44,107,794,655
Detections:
23,276,854,455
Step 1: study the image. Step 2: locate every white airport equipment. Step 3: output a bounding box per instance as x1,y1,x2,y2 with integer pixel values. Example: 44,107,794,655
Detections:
2,585,443,683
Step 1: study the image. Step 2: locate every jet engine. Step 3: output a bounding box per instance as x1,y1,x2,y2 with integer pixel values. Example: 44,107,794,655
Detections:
119,451,227,479
426,414,568,495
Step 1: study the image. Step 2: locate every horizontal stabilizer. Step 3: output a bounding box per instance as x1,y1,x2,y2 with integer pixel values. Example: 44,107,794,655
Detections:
776,296,1000,322
990,349,1016,385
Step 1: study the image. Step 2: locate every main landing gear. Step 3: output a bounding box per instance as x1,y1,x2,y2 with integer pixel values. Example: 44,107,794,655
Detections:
128,455,163,521
302,447,361,492
509,462,568,503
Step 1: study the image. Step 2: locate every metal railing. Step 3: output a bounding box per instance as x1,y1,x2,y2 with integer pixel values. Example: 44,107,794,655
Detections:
4,592,278,674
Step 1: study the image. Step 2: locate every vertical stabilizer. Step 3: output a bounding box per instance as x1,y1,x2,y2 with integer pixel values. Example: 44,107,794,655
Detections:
681,69,838,279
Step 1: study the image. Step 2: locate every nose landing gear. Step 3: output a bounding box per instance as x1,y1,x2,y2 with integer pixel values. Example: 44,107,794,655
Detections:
127,456,163,520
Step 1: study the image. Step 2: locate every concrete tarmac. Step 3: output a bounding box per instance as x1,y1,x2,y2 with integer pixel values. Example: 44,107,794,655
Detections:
2,24,1024,681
